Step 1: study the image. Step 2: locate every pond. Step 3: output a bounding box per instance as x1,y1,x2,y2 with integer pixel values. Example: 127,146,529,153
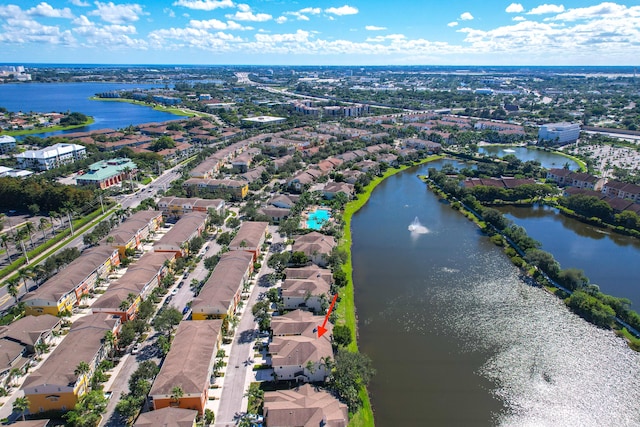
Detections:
478,145,580,170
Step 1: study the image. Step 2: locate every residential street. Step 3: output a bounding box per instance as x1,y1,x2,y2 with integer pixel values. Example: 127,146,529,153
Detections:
215,230,280,427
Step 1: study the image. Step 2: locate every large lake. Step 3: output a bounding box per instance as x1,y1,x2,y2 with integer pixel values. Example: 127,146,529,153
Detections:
478,146,580,170
352,160,640,426
0,82,181,133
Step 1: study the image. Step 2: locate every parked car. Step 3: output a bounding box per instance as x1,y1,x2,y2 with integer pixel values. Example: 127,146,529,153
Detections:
182,306,190,315
131,344,140,354
178,281,185,288
170,289,178,296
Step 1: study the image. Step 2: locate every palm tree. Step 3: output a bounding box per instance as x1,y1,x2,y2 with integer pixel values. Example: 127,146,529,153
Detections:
49,211,60,235
12,396,29,421
38,218,50,241
0,233,10,264
74,361,91,380
17,267,33,292
104,330,116,357
34,341,49,356
22,221,35,250
170,385,184,406
7,278,20,304
8,367,22,387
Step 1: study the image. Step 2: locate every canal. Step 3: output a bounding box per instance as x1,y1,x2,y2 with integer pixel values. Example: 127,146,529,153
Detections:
351,160,640,426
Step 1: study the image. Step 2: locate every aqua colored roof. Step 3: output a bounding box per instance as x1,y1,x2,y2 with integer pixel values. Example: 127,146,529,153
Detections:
79,157,137,182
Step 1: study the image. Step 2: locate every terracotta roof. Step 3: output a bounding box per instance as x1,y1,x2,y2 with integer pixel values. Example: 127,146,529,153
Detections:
191,251,253,315
270,335,333,368
229,221,268,251
149,320,221,397
264,384,348,427
134,406,198,427
0,314,60,347
23,314,119,389
292,232,336,258
271,310,329,337
23,246,118,304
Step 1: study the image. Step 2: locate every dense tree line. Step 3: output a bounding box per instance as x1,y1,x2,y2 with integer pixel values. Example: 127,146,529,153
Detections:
0,176,95,213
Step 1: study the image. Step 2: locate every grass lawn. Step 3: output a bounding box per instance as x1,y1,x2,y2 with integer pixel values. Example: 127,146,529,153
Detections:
89,96,209,117
337,155,443,427
1,117,95,136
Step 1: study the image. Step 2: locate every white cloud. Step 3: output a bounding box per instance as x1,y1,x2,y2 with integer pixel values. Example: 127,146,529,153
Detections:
366,34,406,42
163,8,176,18
365,25,387,31
89,2,146,24
225,7,272,22
275,16,287,24
552,2,637,21
0,5,24,19
172,0,234,11
28,2,74,19
189,18,251,30
512,16,526,21
255,29,310,43
447,21,459,27
325,5,358,16
528,4,565,15
300,7,321,15
460,12,474,20
0,15,76,45
69,0,90,6
506,3,524,13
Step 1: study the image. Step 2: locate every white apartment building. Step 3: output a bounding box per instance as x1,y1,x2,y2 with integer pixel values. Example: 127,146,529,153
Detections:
0,135,16,154
15,143,86,171
538,122,581,145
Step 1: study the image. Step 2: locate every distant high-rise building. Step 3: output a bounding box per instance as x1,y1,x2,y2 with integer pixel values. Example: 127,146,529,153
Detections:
538,122,581,145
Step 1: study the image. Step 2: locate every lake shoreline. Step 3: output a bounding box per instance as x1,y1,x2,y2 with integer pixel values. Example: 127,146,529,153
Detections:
1,117,95,137
339,154,443,427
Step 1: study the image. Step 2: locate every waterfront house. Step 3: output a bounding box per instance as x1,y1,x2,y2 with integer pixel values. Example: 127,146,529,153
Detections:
323,182,354,200
292,232,336,267
264,384,348,427
134,407,198,427
22,314,120,413
271,309,329,338
602,180,640,203
280,269,331,313
270,334,333,383
149,320,222,415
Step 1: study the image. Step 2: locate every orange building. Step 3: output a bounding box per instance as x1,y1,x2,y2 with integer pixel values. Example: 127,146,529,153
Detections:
148,321,222,415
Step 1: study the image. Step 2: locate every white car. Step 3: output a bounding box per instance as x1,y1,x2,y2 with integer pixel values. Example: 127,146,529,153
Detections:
131,344,140,354
170,289,178,296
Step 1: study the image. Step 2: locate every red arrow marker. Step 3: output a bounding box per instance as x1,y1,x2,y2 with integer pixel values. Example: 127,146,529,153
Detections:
317,293,338,338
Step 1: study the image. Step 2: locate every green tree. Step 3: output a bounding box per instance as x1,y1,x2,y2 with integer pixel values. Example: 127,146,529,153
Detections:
332,324,352,347
153,307,183,336
13,396,30,421
171,385,184,405
205,408,216,425
74,361,91,379
526,249,561,279
329,349,375,411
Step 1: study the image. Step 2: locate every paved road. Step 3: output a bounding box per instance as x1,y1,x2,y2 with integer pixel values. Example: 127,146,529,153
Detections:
214,235,280,427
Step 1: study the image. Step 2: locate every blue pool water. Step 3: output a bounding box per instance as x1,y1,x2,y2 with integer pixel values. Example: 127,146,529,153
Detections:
307,209,331,230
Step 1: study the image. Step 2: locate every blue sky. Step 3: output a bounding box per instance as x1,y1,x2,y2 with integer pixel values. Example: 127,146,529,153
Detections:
1,1,640,65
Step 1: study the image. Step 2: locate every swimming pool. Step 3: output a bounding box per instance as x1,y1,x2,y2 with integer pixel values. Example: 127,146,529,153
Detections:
306,208,331,230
